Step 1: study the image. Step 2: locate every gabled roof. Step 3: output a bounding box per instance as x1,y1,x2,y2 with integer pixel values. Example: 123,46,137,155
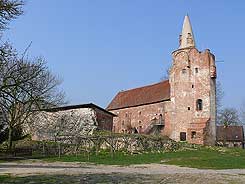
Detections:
216,126,244,142
42,103,116,116
107,80,170,110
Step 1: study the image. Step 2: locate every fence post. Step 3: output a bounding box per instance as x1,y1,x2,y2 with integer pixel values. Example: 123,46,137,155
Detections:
42,141,45,156
58,142,61,158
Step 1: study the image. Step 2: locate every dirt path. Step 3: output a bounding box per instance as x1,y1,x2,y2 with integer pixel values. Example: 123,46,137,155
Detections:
1,161,245,183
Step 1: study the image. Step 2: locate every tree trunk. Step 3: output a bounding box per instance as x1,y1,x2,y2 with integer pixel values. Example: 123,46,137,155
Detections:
8,126,13,152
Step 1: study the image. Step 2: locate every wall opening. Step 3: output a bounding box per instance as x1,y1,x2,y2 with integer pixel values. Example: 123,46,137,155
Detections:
196,99,203,111
191,131,197,139
180,132,186,141
195,68,199,73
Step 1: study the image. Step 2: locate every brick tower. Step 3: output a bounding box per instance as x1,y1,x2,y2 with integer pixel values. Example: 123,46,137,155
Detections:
168,15,217,145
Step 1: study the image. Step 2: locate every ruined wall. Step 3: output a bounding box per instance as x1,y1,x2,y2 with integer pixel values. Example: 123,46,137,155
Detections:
169,48,216,145
110,101,171,135
94,108,113,131
29,108,98,141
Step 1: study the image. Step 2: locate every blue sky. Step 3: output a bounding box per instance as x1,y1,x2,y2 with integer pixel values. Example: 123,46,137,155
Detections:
4,0,245,109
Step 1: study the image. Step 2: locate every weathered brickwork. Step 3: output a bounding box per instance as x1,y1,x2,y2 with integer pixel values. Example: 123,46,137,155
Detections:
168,48,216,145
107,15,217,146
29,104,115,140
110,102,168,134
95,108,114,131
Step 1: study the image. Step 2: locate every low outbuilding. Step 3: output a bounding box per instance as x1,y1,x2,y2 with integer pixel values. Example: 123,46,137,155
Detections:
216,126,244,148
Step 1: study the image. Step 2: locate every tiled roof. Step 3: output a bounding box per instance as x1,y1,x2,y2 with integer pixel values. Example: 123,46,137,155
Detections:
216,126,244,142
107,80,170,110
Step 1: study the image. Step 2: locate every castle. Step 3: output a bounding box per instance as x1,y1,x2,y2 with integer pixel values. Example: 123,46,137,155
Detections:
107,15,217,146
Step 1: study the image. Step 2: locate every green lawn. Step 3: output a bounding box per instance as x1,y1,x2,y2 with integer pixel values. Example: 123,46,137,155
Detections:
40,147,245,169
42,151,165,165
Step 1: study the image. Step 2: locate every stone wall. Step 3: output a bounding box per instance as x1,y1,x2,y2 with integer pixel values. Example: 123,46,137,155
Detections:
29,108,98,141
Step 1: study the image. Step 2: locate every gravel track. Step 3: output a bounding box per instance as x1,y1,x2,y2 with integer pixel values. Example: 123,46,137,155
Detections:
1,161,245,183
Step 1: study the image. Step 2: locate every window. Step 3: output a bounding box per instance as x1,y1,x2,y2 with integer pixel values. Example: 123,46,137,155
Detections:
159,114,163,125
192,84,194,88
196,99,203,111
195,68,199,73
180,132,186,141
188,107,191,110
122,120,124,126
191,131,197,139
182,69,187,74
187,33,193,44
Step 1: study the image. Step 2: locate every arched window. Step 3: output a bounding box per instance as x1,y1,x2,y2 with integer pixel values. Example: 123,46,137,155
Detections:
196,99,203,111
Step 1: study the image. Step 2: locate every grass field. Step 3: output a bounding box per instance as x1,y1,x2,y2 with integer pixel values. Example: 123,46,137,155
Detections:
39,146,245,169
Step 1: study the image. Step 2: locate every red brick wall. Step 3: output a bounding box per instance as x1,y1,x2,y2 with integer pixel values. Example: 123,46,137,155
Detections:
108,48,216,146
168,48,216,145
94,109,114,131
110,101,171,135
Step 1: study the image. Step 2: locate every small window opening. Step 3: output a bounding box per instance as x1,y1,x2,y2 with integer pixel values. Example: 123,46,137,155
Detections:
195,68,199,73
122,120,124,126
192,84,194,88
191,131,197,139
196,99,203,111
188,107,191,110
182,69,187,74
139,121,142,125
180,132,186,141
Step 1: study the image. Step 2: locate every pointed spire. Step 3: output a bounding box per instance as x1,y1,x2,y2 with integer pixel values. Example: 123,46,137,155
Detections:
179,15,195,49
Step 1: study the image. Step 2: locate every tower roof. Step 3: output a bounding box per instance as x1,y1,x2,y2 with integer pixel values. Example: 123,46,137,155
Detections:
179,15,195,49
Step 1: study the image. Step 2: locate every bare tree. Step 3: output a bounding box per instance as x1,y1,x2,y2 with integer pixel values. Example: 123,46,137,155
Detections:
0,0,24,30
160,65,171,81
217,108,241,126
0,43,65,150
240,101,245,125
30,109,97,141
216,81,224,112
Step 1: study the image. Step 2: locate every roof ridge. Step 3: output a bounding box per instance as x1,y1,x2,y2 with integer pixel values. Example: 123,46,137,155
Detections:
107,80,170,110
118,80,169,94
